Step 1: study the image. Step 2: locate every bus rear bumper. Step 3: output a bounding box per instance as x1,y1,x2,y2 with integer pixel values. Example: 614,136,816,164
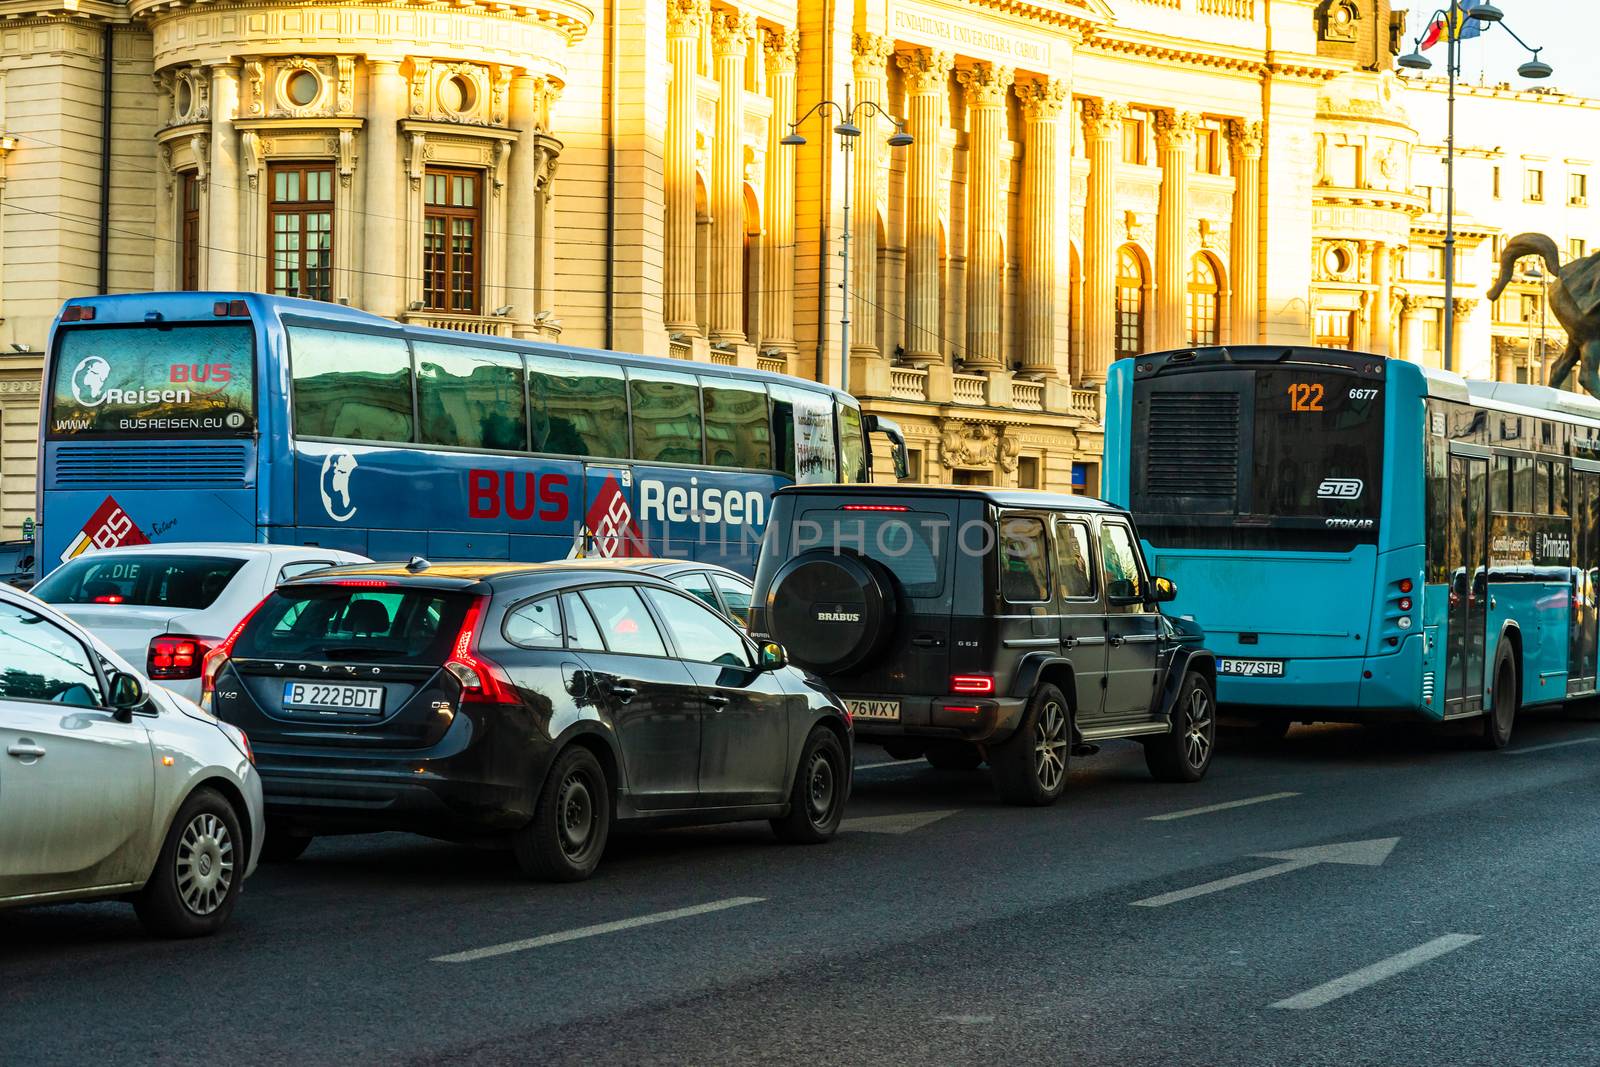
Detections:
1216,636,1438,722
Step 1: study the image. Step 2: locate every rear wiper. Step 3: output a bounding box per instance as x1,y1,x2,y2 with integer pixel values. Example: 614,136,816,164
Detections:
320,646,408,661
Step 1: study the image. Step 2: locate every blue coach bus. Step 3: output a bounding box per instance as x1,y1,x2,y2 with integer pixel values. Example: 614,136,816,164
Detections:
39,293,904,575
1106,345,1600,746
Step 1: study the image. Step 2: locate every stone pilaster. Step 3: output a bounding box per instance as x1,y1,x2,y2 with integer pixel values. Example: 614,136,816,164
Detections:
850,32,894,363
898,48,953,375
1081,98,1126,381
665,0,708,333
1226,118,1262,348
207,63,241,290
760,27,799,357
1400,293,1426,363
362,60,404,316
709,12,753,343
1018,78,1068,377
958,62,1013,369
1154,110,1199,351
1368,240,1391,356
504,73,542,334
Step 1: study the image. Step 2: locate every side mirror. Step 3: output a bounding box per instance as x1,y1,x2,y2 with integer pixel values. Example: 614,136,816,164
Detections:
758,642,789,671
108,670,146,720
1151,576,1178,603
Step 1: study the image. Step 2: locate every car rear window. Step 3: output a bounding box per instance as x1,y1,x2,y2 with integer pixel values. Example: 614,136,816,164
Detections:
790,508,949,598
34,554,247,609
233,585,471,662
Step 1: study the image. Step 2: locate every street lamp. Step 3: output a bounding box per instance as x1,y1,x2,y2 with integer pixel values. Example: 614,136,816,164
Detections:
782,87,913,396
1399,6,1550,374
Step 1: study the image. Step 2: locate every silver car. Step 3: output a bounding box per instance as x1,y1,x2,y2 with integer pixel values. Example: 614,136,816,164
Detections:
0,585,263,937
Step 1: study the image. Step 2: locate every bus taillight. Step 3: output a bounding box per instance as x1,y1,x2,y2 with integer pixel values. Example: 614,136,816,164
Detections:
1398,578,1413,594
213,299,250,318
61,305,95,322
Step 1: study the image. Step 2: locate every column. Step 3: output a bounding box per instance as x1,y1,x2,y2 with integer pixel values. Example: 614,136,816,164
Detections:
898,48,953,364
959,62,1013,369
850,33,894,360
1154,110,1198,351
760,28,799,357
1400,293,1426,362
533,135,560,326
665,0,707,332
504,73,541,334
1494,338,1516,382
709,12,753,343
1081,98,1125,382
1369,240,1391,357
362,62,405,315
1017,78,1068,376
1226,119,1262,347
207,63,241,290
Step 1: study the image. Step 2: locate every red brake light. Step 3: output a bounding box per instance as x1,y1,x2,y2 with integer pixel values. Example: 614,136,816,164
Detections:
148,635,215,680
944,704,981,714
1398,578,1414,594
92,594,125,604
842,504,910,511
1398,597,1412,612
201,597,268,697
445,597,516,705
951,674,995,695
62,305,95,322
327,580,392,588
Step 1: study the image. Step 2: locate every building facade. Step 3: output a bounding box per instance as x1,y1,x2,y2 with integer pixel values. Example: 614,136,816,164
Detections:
0,0,1589,539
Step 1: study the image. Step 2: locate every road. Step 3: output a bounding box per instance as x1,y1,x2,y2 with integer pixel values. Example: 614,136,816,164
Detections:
5,712,1600,1066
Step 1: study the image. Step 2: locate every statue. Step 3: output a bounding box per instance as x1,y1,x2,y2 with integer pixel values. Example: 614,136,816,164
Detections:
1486,233,1600,398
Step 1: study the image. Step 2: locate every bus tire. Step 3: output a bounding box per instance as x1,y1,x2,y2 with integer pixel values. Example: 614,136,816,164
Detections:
990,684,1070,806
1480,649,1518,750
1145,670,1218,783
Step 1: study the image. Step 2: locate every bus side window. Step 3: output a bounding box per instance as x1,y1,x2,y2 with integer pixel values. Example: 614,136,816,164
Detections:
415,341,527,452
1535,460,1554,516
1491,455,1511,513
701,379,772,469
290,328,414,443
837,401,868,484
1512,456,1534,514
629,368,704,465
526,354,628,459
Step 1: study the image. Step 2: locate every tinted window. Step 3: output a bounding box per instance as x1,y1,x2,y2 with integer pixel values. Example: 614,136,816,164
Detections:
504,596,562,648
702,380,771,469
999,516,1051,603
562,592,605,651
711,573,752,625
670,571,721,613
580,586,667,657
1491,454,1511,512
839,402,868,483
528,355,628,459
793,509,947,598
34,554,247,609
1535,459,1555,516
643,587,749,667
1250,369,1382,524
772,385,837,483
630,369,703,464
415,341,527,451
234,586,468,662
279,560,335,582
49,324,255,438
1512,456,1534,513
0,602,101,708
290,327,414,442
1099,522,1145,600
1057,521,1096,599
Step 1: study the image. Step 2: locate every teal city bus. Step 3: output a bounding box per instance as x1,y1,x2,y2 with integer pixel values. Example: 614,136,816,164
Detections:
1105,345,1600,746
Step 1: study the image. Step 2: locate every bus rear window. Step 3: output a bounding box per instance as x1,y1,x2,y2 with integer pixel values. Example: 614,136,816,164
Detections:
49,324,255,437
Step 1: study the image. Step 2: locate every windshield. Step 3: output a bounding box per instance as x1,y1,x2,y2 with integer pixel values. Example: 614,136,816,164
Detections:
49,323,255,437
233,586,470,662
33,554,247,609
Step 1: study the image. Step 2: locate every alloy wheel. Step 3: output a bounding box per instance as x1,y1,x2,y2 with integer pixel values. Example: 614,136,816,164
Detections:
176,812,235,917
558,771,596,860
1184,687,1214,769
805,750,836,827
1034,700,1069,792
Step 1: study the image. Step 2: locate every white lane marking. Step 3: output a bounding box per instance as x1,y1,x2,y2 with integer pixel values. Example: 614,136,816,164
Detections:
431,896,764,963
854,759,916,771
1269,934,1482,1010
1145,791,1301,822
1503,737,1600,755
840,809,960,835
1131,837,1399,908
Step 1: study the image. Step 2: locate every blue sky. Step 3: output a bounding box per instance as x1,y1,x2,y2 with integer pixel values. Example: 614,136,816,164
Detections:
1418,2,1600,99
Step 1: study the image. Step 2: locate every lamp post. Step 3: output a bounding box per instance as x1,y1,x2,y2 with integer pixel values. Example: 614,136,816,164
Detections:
1399,4,1551,375
781,87,912,396
1521,260,1547,384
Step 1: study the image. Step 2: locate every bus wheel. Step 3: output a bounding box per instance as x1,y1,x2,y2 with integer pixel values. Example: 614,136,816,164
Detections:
1480,651,1518,750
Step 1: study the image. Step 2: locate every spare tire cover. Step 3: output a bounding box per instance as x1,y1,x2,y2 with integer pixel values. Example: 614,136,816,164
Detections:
767,551,896,674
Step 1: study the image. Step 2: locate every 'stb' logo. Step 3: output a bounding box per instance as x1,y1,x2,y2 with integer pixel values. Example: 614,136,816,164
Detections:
1317,478,1364,500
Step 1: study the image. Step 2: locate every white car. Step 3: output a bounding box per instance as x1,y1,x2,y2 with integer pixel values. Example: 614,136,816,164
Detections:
0,585,264,937
32,543,369,702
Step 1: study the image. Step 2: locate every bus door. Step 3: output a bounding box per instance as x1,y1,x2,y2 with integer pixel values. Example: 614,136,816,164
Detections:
1570,463,1600,695
579,464,646,559
1447,451,1489,714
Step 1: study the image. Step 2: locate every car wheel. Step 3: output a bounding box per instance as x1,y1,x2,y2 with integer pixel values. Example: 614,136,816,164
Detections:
260,821,313,863
1145,670,1217,783
1479,651,1517,750
132,787,244,938
772,726,849,844
924,741,983,771
513,746,611,882
989,683,1070,806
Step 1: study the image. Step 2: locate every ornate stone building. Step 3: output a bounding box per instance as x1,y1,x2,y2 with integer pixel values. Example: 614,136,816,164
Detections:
0,0,1585,536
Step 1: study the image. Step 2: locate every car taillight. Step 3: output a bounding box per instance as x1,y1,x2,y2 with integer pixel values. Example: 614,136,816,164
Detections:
445,597,516,705
148,635,215,680
951,674,995,695
841,504,910,511
201,598,268,698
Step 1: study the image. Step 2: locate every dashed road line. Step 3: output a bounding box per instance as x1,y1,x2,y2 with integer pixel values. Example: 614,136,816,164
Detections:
431,897,765,963
1503,738,1600,755
1270,933,1482,1010
1145,792,1301,822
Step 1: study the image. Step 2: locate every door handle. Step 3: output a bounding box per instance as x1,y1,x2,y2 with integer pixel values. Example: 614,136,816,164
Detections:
706,694,729,709
911,634,943,648
7,742,45,759
609,684,638,703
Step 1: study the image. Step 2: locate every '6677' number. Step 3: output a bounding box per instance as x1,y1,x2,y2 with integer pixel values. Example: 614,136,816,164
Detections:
1348,388,1379,400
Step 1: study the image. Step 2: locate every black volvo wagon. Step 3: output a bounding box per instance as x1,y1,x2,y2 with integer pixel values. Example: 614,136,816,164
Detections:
204,560,851,881
750,486,1216,805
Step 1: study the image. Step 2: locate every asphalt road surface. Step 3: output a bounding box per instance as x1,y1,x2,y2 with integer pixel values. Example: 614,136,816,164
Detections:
6,711,1600,1066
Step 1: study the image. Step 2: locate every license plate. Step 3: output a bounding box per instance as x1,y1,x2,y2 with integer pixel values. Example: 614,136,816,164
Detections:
282,681,385,712
1217,658,1286,678
846,699,900,722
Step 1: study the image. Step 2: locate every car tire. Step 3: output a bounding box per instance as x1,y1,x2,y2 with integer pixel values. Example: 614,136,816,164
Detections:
1145,670,1217,783
132,787,245,939
260,821,313,863
989,683,1071,806
924,741,983,771
1479,650,1517,750
772,726,849,844
513,746,611,882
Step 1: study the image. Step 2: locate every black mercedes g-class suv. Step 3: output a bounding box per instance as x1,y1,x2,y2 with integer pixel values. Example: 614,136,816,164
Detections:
750,485,1216,805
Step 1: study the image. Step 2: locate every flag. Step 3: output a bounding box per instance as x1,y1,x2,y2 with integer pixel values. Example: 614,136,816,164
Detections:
1422,1,1484,50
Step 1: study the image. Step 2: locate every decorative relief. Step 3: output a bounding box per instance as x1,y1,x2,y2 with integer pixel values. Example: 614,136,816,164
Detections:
241,130,262,190
998,432,1022,475
851,33,894,78
170,65,210,126
957,62,1013,109
337,56,355,115
764,27,800,75
711,12,755,56
269,56,338,119
188,133,209,191
406,131,427,189
939,420,999,470
336,129,357,187
1017,78,1069,123
491,66,512,126
243,62,264,117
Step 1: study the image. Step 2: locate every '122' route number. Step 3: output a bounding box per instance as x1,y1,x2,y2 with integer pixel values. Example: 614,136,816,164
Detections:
1286,382,1324,412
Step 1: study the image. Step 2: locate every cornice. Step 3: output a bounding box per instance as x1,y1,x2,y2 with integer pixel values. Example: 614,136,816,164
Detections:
1081,30,1341,80
0,0,129,25
963,0,1109,34
1314,186,1426,215
127,0,593,44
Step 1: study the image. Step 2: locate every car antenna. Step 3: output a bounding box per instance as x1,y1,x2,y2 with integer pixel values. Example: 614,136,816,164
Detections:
405,556,431,573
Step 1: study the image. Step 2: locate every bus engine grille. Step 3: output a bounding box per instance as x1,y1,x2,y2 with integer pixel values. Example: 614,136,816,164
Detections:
51,443,250,487
1145,392,1239,497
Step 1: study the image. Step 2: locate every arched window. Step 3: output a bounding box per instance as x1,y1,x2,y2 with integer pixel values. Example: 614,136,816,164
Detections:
1187,254,1220,346
1115,247,1145,358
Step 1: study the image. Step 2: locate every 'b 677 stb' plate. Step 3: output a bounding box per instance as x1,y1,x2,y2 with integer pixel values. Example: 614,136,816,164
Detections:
1217,658,1286,678
846,699,900,722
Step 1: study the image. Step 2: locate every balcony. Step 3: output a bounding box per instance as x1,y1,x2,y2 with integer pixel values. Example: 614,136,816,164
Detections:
402,311,513,337
952,373,986,405
890,366,929,401
1011,379,1045,412
1071,387,1101,418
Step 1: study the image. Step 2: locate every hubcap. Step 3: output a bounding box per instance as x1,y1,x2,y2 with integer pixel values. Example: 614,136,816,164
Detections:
1034,701,1068,793
806,751,836,825
558,773,595,859
176,812,234,917
1184,688,1214,769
